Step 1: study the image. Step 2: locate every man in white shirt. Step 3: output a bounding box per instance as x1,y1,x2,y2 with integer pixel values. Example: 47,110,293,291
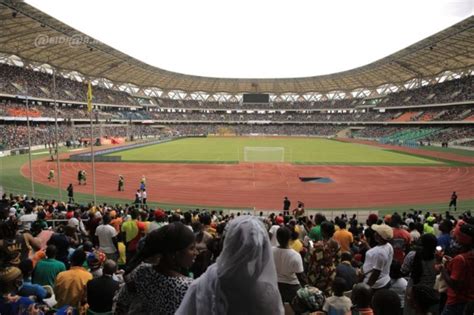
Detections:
272,226,304,303
269,224,280,247
269,215,284,247
362,223,394,290
68,211,88,236
95,215,119,261
19,207,37,231
141,189,147,205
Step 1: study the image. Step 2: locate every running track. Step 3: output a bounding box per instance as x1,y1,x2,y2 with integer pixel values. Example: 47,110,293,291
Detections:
21,141,474,209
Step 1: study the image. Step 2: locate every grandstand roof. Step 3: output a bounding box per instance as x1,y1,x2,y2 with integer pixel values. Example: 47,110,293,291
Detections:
0,0,473,95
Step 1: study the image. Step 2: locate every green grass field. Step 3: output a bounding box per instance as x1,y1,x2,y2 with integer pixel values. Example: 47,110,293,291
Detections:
106,137,445,165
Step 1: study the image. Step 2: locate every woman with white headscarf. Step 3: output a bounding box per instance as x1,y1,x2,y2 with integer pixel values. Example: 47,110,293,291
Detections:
176,215,284,315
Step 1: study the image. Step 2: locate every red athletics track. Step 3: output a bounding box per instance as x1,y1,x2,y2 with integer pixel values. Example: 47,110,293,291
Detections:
21,145,474,209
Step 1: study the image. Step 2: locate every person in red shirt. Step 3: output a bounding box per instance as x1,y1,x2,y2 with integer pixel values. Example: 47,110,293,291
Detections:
391,213,411,264
440,221,474,315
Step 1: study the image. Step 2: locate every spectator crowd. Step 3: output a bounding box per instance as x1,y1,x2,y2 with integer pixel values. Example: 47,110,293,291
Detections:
0,192,473,315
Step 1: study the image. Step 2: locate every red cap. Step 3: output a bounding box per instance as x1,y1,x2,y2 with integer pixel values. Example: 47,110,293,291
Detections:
275,215,284,225
154,209,166,219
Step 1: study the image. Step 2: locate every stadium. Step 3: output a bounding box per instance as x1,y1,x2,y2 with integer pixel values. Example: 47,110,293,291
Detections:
0,2,472,211
0,1,473,314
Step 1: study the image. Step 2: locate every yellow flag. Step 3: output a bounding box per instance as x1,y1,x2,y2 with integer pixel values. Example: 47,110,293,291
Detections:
87,82,93,112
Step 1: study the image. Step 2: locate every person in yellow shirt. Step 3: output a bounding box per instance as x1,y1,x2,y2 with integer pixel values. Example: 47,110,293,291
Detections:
288,221,304,253
121,209,144,263
48,169,55,182
333,221,354,253
54,249,92,309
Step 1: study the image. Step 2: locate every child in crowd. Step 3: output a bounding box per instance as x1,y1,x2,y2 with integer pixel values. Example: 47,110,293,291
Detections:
322,277,352,315
351,283,374,315
389,261,407,312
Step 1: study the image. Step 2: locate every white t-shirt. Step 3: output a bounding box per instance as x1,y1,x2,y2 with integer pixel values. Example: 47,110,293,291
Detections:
269,225,280,247
362,242,393,289
322,295,352,315
68,217,87,235
20,213,37,230
148,221,167,233
272,247,303,285
390,277,408,308
95,224,118,254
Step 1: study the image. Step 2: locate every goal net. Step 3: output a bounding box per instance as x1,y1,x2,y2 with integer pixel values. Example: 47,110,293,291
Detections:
243,147,285,162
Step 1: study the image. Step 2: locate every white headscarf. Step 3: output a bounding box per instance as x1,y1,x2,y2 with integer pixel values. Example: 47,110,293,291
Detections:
176,215,284,315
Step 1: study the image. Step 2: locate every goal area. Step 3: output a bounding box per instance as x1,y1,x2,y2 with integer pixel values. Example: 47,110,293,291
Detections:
243,146,285,162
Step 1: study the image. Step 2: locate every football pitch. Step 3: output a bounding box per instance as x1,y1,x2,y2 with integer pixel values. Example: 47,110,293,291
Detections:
105,136,443,165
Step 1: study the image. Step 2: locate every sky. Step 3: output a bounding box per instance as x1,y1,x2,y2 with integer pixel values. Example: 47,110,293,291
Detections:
26,0,473,79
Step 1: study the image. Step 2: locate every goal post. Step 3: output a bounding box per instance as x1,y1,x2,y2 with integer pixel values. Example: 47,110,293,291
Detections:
243,146,285,162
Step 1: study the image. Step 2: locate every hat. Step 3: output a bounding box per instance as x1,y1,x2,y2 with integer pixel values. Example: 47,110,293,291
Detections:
87,253,101,269
275,215,284,225
0,266,22,283
154,209,166,219
371,224,393,240
9,207,16,216
295,285,325,312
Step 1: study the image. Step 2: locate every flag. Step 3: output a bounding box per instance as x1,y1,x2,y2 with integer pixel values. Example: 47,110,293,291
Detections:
87,82,93,112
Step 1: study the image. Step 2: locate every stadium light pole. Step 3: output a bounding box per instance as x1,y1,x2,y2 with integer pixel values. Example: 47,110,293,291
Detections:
52,70,63,201
24,81,35,198
89,82,97,205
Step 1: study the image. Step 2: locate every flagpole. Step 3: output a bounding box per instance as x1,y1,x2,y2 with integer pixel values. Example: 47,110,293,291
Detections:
88,82,97,205
24,81,35,198
52,70,62,201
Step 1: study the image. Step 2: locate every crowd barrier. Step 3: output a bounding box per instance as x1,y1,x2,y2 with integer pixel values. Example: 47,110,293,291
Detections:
18,210,378,229
253,209,378,222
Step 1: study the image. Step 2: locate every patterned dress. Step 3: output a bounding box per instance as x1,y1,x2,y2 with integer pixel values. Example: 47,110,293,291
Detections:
306,238,341,296
113,264,193,315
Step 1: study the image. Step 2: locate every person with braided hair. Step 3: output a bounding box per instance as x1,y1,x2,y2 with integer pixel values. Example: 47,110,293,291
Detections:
113,222,197,315
401,233,438,315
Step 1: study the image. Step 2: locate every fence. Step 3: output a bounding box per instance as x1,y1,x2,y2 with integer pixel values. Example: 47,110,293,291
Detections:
69,136,179,161
253,209,378,222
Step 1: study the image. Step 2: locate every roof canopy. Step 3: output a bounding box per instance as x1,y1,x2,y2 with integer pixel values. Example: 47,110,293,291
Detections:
0,0,473,95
